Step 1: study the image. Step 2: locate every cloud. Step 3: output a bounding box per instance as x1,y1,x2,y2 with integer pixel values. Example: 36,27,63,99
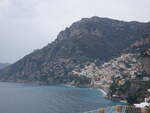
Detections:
0,0,149,63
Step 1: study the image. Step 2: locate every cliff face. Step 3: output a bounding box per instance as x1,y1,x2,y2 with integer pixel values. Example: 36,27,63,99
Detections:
0,17,150,86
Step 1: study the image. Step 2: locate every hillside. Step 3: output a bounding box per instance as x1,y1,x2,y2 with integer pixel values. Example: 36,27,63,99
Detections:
108,49,150,104
0,17,150,87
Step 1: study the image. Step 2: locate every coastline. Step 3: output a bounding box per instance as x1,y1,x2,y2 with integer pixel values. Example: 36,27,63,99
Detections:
96,87,127,104
97,88,107,96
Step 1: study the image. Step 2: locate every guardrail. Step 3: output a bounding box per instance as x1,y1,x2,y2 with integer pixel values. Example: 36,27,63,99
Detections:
82,105,149,113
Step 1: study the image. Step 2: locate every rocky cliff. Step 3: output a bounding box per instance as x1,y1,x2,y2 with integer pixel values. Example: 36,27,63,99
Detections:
0,17,150,87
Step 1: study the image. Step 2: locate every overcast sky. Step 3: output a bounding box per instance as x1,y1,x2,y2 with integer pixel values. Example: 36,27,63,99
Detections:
0,0,150,63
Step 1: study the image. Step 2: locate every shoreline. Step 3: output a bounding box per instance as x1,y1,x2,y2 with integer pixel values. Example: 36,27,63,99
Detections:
96,87,127,104
97,88,107,96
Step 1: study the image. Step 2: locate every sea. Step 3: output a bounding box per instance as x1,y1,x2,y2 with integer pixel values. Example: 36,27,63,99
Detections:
0,82,124,113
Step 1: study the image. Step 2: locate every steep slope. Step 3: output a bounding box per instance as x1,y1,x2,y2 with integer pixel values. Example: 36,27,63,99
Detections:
0,17,150,86
107,49,150,103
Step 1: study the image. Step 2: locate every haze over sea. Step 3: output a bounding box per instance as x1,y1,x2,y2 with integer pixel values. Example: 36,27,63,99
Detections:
0,82,123,113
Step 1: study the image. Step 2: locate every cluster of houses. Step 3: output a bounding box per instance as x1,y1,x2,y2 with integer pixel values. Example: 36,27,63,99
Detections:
72,53,147,87
72,52,150,108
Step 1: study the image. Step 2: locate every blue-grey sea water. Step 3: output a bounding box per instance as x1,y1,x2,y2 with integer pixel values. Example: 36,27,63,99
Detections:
0,82,123,113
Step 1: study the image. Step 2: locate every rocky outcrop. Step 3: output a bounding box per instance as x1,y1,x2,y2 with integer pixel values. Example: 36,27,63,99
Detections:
0,16,150,87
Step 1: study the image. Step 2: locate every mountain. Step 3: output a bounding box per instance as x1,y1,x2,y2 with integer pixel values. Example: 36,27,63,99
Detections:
0,63,10,69
0,16,150,87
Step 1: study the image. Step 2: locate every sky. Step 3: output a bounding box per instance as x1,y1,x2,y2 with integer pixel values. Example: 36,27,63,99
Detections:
0,0,150,63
